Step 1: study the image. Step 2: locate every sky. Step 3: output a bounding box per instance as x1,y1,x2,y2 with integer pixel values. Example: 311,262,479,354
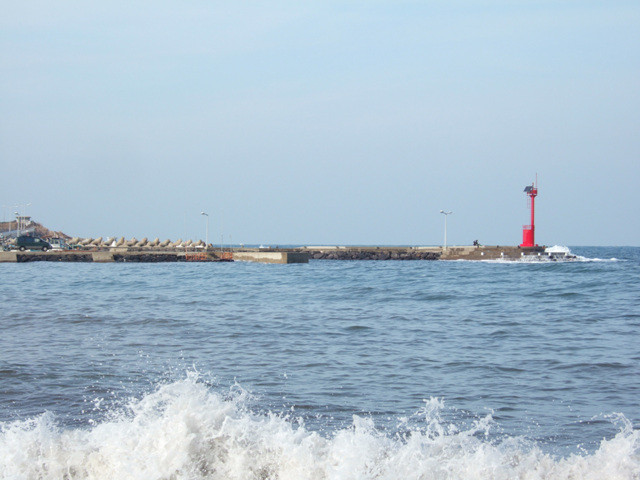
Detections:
1,1,639,246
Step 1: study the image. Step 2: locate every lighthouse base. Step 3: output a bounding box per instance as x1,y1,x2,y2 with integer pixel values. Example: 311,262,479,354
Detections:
520,226,536,247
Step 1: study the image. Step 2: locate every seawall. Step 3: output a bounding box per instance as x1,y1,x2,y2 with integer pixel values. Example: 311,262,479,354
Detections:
297,245,545,261
0,249,308,264
0,245,546,264
0,251,228,263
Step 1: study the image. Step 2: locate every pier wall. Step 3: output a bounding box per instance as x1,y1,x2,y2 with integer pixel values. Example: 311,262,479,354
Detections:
440,246,544,260
299,247,441,261
0,246,544,263
0,249,309,264
232,251,309,264
298,245,544,261
0,252,17,263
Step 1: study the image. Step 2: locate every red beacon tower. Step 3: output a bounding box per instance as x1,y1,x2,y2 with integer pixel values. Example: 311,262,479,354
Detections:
520,182,538,247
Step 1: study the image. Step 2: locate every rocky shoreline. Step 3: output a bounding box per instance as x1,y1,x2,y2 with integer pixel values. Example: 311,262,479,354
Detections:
4,252,227,263
13,253,93,262
306,249,440,260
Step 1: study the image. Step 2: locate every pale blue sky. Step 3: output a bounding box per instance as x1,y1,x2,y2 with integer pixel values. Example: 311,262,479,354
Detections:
2,1,638,245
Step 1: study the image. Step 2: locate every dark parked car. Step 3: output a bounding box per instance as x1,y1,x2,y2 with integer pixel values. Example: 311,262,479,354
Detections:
15,236,52,252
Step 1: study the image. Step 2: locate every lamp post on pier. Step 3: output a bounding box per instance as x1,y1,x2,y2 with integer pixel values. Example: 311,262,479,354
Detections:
200,211,209,249
440,210,453,251
14,203,31,235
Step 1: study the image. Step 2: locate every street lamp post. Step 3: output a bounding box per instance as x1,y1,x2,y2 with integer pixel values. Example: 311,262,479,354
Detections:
440,210,453,250
200,212,209,249
14,203,31,235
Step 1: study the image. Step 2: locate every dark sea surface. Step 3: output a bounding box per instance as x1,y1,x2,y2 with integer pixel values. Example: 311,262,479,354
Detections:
1,246,639,479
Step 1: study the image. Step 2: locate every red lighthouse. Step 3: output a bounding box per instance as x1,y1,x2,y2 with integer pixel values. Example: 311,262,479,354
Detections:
520,182,538,247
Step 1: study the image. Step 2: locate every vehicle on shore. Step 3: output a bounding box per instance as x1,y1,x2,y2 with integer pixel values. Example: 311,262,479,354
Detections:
14,235,52,252
48,237,70,250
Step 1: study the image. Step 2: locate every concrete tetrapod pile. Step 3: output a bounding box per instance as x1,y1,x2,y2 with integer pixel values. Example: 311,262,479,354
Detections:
67,237,214,251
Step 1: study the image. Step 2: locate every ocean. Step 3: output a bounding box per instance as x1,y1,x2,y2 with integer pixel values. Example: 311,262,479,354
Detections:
1,246,638,479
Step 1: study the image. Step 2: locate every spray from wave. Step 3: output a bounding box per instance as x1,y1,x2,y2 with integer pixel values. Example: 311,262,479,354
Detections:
480,246,619,263
1,375,638,479
543,246,620,262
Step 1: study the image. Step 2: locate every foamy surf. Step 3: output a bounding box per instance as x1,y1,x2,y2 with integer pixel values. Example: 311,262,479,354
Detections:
478,246,619,263
1,376,638,480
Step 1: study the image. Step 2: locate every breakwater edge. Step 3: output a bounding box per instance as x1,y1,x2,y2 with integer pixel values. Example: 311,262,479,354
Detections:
0,245,554,263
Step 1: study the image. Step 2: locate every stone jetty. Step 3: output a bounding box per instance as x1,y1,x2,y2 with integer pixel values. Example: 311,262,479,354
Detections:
1,220,547,264
297,245,545,261
0,240,546,264
300,246,441,260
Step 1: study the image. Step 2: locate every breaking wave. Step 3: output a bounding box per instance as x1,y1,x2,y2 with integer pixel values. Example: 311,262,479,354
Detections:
1,375,638,479
479,246,619,263
543,246,620,263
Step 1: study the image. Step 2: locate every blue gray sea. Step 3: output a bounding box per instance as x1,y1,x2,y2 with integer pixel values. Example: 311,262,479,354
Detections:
1,246,639,479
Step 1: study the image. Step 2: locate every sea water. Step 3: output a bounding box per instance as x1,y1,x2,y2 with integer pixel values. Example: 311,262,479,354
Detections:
0,246,638,479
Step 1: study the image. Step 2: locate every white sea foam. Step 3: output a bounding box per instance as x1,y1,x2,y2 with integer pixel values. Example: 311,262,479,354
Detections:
545,245,572,254
543,246,620,263
479,246,619,264
1,376,638,479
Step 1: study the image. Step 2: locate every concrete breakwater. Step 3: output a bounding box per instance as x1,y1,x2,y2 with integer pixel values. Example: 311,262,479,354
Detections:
0,251,230,263
0,249,308,264
0,245,546,264
297,245,545,261
300,247,441,260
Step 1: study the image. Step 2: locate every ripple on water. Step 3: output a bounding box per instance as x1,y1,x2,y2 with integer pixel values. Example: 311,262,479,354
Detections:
0,248,638,461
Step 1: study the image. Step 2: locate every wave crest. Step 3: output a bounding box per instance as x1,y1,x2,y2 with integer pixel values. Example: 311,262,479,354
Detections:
1,376,639,479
